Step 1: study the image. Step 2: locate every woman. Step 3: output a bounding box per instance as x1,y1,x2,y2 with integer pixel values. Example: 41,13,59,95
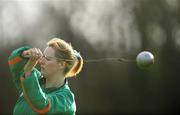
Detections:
8,38,83,115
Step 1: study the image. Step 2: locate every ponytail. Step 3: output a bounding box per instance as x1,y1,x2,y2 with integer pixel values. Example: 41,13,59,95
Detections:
65,51,83,77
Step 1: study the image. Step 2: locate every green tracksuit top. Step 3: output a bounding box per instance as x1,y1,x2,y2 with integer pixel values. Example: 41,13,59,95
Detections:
8,46,76,115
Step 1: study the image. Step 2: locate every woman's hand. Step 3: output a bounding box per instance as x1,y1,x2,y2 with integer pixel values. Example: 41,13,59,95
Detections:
22,48,43,77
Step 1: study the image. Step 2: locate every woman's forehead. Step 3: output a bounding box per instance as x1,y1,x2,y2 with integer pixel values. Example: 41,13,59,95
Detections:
43,47,55,56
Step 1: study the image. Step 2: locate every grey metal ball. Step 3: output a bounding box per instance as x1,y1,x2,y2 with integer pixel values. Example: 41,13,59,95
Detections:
136,51,154,69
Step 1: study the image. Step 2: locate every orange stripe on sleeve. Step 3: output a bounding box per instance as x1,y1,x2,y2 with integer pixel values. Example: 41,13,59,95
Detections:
8,56,23,65
20,77,51,114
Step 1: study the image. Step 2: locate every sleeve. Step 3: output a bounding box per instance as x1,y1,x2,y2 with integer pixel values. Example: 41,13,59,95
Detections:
8,46,31,92
20,69,75,114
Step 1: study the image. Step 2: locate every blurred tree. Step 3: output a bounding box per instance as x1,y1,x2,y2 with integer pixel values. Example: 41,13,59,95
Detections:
134,0,180,113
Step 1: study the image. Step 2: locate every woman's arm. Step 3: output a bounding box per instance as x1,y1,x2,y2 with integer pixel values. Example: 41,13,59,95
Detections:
8,46,31,92
20,68,51,114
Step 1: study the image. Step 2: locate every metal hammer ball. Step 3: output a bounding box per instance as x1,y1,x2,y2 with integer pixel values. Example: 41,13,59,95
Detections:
136,51,154,68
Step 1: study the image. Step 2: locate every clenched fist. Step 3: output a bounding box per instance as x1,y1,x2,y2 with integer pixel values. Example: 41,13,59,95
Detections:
22,48,43,76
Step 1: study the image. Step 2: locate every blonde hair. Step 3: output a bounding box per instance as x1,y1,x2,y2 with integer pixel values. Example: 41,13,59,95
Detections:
47,38,83,77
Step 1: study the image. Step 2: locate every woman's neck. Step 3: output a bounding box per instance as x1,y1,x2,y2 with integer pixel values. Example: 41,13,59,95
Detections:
45,74,65,88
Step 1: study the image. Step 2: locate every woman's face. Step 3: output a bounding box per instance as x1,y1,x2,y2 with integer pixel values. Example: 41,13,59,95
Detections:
39,47,65,78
